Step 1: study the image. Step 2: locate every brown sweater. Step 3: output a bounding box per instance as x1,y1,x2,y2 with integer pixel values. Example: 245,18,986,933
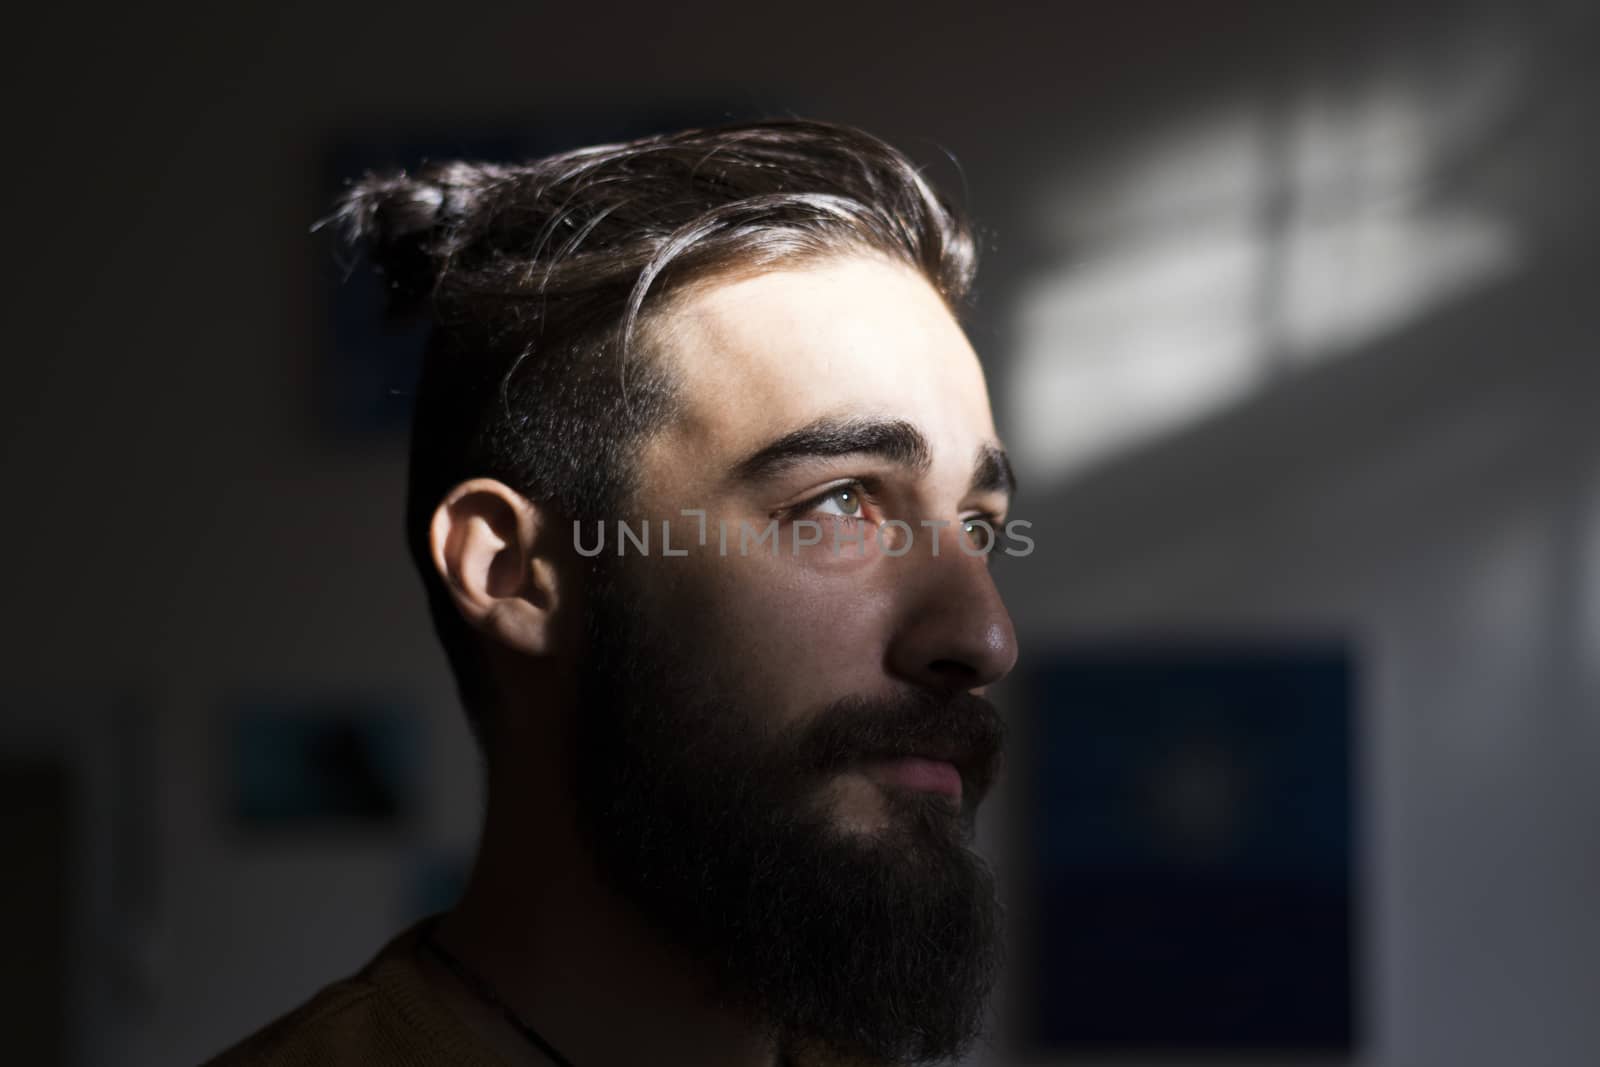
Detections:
203,918,508,1066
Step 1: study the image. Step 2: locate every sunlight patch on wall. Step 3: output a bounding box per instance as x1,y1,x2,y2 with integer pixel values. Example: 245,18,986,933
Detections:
1012,225,1266,473
1011,62,1524,485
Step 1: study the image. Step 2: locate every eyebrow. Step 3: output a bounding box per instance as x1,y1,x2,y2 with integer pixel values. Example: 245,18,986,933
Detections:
730,416,932,482
729,414,1015,499
973,442,1017,498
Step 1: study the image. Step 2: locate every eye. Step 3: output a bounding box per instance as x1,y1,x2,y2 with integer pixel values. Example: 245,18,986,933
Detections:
786,479,875,524
808,483,865,519
960,515,1000,553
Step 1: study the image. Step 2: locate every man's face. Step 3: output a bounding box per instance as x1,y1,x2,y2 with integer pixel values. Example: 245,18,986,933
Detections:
571,253,1019,1063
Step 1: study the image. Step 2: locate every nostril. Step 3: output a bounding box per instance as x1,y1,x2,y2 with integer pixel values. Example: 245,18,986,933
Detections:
927,659,979,686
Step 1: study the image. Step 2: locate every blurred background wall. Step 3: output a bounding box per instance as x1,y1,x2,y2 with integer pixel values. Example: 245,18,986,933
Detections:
2,1,1596,1064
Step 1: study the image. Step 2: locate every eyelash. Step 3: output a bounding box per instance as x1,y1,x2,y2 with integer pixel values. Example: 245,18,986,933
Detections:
784,479,879,523
781,479,1005,531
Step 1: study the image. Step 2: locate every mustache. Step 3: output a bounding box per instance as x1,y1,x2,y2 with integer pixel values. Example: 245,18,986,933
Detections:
784,689,1006,805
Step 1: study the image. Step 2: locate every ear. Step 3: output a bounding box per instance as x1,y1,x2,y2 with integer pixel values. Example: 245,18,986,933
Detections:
428,478,569,657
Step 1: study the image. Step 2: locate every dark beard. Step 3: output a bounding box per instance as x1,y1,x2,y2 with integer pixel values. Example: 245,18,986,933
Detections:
572,561,1005,1065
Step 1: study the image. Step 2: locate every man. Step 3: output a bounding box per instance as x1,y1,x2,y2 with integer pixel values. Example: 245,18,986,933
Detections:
211,118,1020,1067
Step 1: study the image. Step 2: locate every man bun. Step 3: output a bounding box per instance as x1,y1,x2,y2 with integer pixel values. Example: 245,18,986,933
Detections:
326,161,510,319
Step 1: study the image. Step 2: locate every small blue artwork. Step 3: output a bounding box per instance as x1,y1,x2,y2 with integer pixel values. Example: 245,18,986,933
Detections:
1021,640,1358,1053
229,695,421,830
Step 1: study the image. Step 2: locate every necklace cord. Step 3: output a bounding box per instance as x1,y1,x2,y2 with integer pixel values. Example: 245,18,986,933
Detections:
419,918,800,1067
420,922,580,1067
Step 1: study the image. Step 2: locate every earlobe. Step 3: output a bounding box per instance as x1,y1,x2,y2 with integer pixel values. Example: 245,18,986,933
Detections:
428,478,564,656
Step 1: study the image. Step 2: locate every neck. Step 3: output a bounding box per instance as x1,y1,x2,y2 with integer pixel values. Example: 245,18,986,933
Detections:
431,768,782,1067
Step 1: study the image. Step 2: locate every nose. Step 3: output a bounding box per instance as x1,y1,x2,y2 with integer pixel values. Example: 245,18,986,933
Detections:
884,527,1019,692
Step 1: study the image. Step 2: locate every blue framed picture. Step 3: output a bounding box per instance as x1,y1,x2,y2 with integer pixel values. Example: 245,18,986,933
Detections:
228,695,422,831
1020,640,1358,1053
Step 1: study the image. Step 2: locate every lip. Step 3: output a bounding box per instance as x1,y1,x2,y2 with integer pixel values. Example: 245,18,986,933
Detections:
862,756,964,801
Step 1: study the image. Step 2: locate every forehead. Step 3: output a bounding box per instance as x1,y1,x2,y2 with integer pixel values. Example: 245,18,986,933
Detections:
644,255,997,467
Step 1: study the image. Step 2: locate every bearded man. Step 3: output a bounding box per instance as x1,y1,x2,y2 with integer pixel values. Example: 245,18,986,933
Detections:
211,117,1020,1067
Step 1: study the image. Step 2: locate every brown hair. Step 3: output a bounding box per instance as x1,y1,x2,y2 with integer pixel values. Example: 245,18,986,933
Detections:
329,117,978,736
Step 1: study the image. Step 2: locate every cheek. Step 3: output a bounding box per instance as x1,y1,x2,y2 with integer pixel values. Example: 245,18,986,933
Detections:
689,514,894,569
671,548,899,722
784,517,905,568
